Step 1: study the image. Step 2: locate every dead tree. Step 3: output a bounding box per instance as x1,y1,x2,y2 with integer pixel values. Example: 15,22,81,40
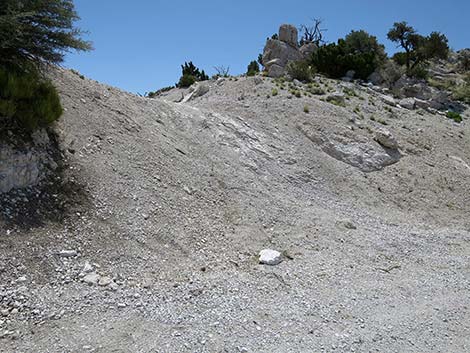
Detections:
299,19,327,46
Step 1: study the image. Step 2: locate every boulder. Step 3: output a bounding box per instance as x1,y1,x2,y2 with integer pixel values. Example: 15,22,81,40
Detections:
374,129,399,149
262,24,304,78
368,71,383,86
267,64,285,78
381,95,397,107
263,39,303,69
299,42,318,58
399,98,416,110
182,82,209,102
279,24,298,48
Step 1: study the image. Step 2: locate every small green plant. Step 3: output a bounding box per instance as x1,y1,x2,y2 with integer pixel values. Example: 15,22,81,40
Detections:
294,90,302,98
446,111,463,123
303,105,310,113
271,88,278,96
343,87,357,97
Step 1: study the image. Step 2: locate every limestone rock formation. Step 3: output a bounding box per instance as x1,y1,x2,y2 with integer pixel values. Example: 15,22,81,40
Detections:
262,24,316,78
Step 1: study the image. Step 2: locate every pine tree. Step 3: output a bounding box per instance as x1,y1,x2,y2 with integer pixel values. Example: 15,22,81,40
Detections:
0,0,92,71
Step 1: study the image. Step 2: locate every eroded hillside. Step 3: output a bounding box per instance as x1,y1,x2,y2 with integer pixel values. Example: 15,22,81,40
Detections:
0,68,469,352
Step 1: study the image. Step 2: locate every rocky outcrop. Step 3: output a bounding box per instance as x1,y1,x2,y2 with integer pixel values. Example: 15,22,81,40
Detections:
0,129,56,193
263,24,317,78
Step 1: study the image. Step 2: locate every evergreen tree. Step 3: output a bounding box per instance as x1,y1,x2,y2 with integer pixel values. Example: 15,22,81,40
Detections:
0,0,92,71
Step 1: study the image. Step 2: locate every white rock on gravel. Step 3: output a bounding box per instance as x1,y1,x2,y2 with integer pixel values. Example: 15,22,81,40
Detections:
83,273,100,286
259,249,283,265
58,250,78,258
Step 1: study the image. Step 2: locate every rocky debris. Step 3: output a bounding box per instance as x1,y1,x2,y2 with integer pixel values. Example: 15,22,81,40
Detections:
374,129,399,150
182,82,210,102
98,276,113,287
259,249,283,266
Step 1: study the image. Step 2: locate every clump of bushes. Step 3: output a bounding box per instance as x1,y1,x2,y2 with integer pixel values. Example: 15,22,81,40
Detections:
0,66,62,131
247,61,260,76
309,30,386,80
177,62,209,88
286,60,316,82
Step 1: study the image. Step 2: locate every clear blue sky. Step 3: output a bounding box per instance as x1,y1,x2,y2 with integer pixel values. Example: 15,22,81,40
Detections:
64,0,469,94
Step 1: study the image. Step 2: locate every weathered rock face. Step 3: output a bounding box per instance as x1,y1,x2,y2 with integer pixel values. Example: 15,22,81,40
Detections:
279,24,298,48
263,39,303,70
0,129,55,193
299,42,318,58
263,24,316,78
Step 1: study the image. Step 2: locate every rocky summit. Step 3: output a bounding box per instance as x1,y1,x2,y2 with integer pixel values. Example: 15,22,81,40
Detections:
1,23,470,353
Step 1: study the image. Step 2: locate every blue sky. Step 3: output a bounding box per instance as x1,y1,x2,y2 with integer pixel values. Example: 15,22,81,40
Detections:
65,0,469,94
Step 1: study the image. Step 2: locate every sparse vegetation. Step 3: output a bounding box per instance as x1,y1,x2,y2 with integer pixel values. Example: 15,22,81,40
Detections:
146,86,174,98
286,61,315,82
271,88,278,96
446,111,463,123
303,105,310,113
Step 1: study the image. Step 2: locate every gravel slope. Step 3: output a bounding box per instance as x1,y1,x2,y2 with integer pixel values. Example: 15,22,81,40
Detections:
0,69,469,352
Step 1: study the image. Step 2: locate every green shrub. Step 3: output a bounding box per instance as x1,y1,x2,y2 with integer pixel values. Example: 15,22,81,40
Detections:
446,111,462,123
286,61,315,82
303,105,310,113
271,88,278,96
178,74,197,88
0,66,62,131
247,60,260,76
177,62,208,87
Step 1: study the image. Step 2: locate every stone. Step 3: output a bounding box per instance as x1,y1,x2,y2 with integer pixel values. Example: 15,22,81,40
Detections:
368,71,383,85
399,98,416,110
267,64,285,78
98,276,113,287
83,273,100,286
16,276,27,283
82,261,93,273
375,128,399,150
279,24,298,47
58,250,78,258
259,249,283,266
263,40,303,70
381,95,396,107
414,98,431,110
